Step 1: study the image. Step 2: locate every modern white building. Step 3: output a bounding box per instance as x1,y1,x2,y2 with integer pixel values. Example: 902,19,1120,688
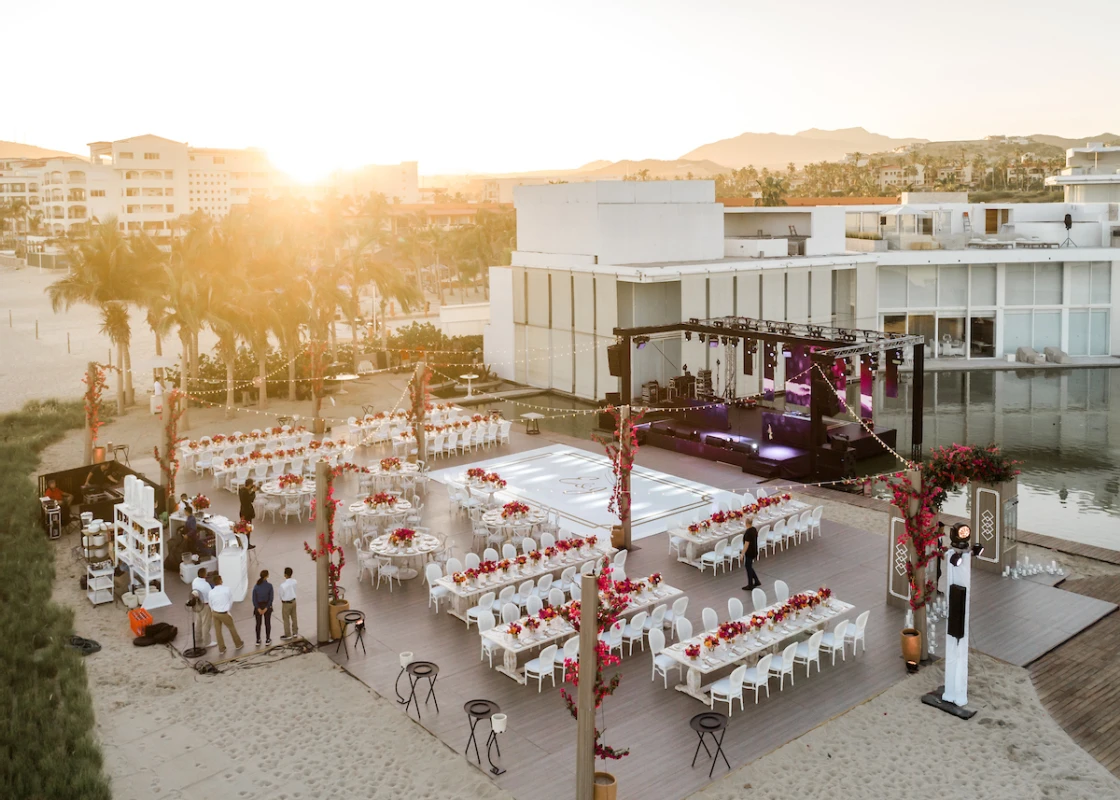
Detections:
484,181,1120,401
1047,142,1120,203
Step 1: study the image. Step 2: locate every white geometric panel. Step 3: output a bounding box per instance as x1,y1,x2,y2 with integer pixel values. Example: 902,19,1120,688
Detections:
980,508,996,542
894,540,909,577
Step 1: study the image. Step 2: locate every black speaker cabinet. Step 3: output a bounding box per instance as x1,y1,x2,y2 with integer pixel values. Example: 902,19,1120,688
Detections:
606,344,622,377
947,584,967,640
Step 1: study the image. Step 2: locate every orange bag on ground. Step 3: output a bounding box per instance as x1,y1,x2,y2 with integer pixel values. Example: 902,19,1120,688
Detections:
128,608,153,637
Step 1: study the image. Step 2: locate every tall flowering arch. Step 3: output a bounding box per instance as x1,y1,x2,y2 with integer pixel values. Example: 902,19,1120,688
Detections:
593,406,644,525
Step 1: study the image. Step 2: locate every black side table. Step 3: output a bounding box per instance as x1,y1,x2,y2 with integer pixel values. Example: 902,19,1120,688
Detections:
464,699,500,765
335,610,366,659
404,660,440,721
690,711,730,778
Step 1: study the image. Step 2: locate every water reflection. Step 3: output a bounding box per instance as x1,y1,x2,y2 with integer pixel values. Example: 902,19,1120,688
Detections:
868,367,1120,550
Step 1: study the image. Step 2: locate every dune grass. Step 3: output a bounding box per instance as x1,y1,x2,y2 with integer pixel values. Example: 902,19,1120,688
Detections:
0,399,111,800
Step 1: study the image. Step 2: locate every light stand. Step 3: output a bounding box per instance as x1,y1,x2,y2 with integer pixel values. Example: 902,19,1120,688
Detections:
183,592,206,659
1060,214,1076,248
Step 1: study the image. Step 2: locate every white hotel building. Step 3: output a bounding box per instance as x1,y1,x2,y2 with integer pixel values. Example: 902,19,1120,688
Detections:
484,180,1120,401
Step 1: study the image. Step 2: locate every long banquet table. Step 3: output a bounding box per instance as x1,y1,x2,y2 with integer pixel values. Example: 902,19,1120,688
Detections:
670,500,812,568
658,591,854,703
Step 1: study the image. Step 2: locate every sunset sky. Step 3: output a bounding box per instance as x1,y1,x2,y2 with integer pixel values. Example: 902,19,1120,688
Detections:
6,0,1119,180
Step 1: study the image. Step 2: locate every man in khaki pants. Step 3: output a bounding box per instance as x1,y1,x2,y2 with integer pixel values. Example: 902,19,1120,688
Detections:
208,574,243,655
279,567,299,640
191,567,216,648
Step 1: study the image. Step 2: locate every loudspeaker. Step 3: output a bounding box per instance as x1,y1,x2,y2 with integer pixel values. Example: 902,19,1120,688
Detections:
948,584,967,640
742,342,754,375
606,345,622,377
605,392,621,405
705,435,729,449
1064,213,1073,231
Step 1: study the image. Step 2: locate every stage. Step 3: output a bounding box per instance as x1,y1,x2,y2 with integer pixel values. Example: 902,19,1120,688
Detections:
429,444,737,541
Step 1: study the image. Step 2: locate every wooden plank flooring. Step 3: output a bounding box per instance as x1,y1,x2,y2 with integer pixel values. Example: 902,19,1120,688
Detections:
150,428,1117,800
1030,576,1120,778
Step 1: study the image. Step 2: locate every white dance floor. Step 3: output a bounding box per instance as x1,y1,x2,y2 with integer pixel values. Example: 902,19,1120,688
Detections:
430,444,738,541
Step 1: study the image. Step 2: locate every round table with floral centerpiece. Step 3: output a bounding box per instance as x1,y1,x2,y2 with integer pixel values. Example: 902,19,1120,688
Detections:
260,476,316,498
350,492,413,528
482,500,547,532
462,469,508,507
366,527,440,580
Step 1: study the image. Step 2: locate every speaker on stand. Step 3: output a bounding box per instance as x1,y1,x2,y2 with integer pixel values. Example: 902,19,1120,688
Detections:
1061,213,1076,248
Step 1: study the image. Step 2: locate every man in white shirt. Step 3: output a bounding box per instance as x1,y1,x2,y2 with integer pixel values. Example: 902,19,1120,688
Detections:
191,567,216,648
208,574,244,655
279,567,299,640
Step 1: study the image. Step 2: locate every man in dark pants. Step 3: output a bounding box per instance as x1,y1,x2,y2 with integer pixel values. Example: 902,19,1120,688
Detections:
238,478,258,549
741,525,761,591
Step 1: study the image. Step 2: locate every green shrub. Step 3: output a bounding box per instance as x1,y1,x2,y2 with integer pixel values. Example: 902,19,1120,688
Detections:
0,399,111,800
845,231,883,241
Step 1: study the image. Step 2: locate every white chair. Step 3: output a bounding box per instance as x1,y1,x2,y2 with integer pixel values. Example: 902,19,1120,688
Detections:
540,532,556,549
355,542,376,584
548,588,565,608
443,432,458,458
375,556,401,592
521,537,535,556
477,611,502,666
558,566,577,594
742,653,772,703
613,550,628,570
664,597,689,638
741,492,756,505
526,595,543,618
499,420,511,445
525,644,558,692
768,641,799,690
648,628,682,688
644,604,667,633
782,516,800,549
675,617,693,642
792,510,812,541
483,547,499,563
501,602,521,625
290,457,304,476
463,553,480,571
794,630,824,676
192,451,213,477
466,591,495,630
446,556,464,575
502,543,517,560
773,579,790,604
253,463,269,482
570,584,582,601
598,620,624,656
426,563,449,613
702,607,719,633
764,525,783,556
820,620,849,665
229,465,250,494
623,611,648,655
755,487,768,499
512,580,535,609
728,597,744,621
751,587,768,612
726,533,744,571
770,519,787,551
844,610,870,655
708,664,746,716
535,574,554,600
492,585,516,613
699,539,727,575
281,493,303,523
809,506,824,539
555,636,580,676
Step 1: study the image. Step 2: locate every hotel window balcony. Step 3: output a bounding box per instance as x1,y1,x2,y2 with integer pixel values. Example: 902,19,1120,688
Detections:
67,171,86,183
125,171,140,180
68,189,85,202
142,170,163,180
68,206,87,219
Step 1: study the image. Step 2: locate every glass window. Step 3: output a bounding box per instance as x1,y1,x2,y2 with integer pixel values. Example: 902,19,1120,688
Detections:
939,266,967,306
1032,310,1060,349
1068,263,1090,305
937,316,966,357
1003,310,1031,354
970,264,996,306
879,266,907,308
1068,310,1089,356
1036,264,1063,305
1005,264,1033,305
1090,310,1109,356
908,266,937,307
883,314,906,335
969,315,995,357
1090,262,1111,304
908,314,935,352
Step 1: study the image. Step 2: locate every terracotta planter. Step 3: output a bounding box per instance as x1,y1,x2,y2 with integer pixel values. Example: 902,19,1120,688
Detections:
901,627,921,664
329,599,350,640
593,772,617,800
610,525,625,549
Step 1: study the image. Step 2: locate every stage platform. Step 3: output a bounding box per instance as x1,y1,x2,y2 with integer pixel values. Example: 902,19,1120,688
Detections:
429,444,738,541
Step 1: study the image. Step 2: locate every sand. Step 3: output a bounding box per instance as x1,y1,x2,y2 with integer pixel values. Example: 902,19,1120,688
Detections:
55,549,512,800
688,652,1120,800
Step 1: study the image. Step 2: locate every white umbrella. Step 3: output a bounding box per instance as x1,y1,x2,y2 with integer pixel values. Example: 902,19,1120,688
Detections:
881,204,930,217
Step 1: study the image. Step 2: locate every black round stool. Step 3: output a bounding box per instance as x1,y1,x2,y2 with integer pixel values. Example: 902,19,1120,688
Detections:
404,660,440,721
463,699,500,765
690,711,730,778
335,610,366,659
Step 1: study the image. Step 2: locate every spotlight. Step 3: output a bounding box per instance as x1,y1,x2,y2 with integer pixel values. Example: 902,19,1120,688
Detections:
689,317,699,325
634,335,649,349
685,331,692,342
698,334,706,343
709,339,719,348
906,660,919,674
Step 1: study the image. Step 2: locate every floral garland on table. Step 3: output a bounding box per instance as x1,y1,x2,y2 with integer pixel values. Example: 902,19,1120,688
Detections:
449,539,600,586
304,477,346,603
501,501,531,519
559,563,631,761
278,473,304,490
388,527,415,546
331,461,372,477
82,364,110,445
379,457,401,472
592,405,645,525
153,389,186,507
366,492,397,509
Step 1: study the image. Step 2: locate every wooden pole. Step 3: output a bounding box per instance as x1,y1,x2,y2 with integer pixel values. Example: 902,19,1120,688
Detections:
620,404,632,550
159,393,173,509
414,361,428,464
905,467,929,661
83,361,95,464
315,459,331,645
575,572,599,800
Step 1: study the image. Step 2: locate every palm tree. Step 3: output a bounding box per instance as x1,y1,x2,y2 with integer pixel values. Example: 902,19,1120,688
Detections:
755,176,788,207
98,302,130,414
366,250,422,351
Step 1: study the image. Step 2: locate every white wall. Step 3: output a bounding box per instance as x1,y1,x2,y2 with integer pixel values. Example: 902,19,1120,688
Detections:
483,267,514,380
439,302,489,337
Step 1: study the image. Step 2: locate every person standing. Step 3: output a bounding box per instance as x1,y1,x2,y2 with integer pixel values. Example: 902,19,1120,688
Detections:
238,479,258,549
279,567,299,640
208,574,243,655
740,525,761,591
252,569,274,646
191,567,216,648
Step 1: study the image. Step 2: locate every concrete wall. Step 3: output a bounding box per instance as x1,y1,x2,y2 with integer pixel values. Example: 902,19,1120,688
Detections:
484,267,515,380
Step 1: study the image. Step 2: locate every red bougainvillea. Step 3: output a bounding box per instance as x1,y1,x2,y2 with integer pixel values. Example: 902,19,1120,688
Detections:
304,477,346,603
82,365,109,444
152,389,186,506
593,406,644,524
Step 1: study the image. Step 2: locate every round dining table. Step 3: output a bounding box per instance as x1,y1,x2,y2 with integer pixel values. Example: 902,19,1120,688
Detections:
260,479,317,498
365,531,441,579
481,507,548,532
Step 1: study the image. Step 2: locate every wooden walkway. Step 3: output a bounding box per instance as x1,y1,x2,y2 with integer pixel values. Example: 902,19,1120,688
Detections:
1030,576,1120,777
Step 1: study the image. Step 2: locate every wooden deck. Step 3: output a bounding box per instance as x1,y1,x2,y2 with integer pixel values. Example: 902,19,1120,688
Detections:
1030,576,1120,777
153,429,1117,800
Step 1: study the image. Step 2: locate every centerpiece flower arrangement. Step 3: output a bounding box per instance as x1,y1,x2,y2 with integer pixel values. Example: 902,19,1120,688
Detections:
249,431,262,440
717,621,743,643
187,440,200,451
687,520,711,535
585,535,598,549
524,616,540,633
224,457,237,468
271,425,285,436
543,546,557,560
745,503,760,515
506,622,522,639
466,467,487,481
613,578,637,595
308,440,322,450
464,567,479,582
501,501,531,519
388,527,416,547
782,492,793,503
703,635,720,652
555,539,572,554
482,472,507,488
515,554,528,567
710,511,728,525
650,572,663,587
471,414,485,423
380,456,401,472
528,549,543,564
232,519,252,536
366,492,397,509
211,434,226,444
278,473,303,490
452,572,468,585
249,449,264,460
498,558,513,575
192,494,210,511
685,644,701,660
539,606,558,623
558,600,580,623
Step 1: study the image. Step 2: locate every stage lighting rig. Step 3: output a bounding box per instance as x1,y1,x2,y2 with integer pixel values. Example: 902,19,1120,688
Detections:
634,336,650,349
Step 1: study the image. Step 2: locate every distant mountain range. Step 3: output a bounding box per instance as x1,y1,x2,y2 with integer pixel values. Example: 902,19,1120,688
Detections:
0,141,84,160
679,127,927,170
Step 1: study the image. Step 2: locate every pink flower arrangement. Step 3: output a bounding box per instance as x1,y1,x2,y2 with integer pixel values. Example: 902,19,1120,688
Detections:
650,572,662,586
466,467,487,480
388,527,416,546
365,492,397,508
232,519,252,535
278,473,303,490
501,501,531,519
524,616,540,632
192,494,210,511
703,635,720,651
685,644,701,660
380,457,401,472
506,622,522,638
452,572,467,585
